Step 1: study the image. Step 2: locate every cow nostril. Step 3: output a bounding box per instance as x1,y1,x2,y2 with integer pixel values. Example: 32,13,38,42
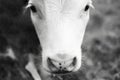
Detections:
47,57,56,68
47,57,52,65
72,57,77,66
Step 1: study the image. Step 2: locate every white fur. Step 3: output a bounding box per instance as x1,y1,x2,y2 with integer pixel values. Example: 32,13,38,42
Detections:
26,0,93,80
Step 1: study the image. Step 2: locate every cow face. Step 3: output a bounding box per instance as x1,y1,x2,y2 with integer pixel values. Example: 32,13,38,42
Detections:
26,0,93,74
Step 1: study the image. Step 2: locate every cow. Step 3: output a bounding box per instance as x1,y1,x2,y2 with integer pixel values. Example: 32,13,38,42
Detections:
25,0,93,80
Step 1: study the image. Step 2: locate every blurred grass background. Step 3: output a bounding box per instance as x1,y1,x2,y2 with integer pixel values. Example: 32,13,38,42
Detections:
0,0,120,80
83,0,120,80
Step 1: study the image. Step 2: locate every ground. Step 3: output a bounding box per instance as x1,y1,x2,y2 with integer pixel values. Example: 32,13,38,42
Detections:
0,0,120,80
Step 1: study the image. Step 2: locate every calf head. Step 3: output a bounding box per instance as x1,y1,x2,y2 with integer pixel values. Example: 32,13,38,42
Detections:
26,0,93,75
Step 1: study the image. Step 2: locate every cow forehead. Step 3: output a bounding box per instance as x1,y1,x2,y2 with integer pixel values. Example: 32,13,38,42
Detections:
29,0,92,10
29,0,91,4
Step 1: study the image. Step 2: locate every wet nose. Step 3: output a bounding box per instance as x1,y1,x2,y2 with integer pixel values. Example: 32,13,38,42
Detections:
47,57,77,74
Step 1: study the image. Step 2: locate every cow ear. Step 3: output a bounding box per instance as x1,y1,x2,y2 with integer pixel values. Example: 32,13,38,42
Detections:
89,0,94,9
23,0,29,5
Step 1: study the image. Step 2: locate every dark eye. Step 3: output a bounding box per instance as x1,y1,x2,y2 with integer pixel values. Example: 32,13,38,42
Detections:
30,5,37,13
84,5,90,11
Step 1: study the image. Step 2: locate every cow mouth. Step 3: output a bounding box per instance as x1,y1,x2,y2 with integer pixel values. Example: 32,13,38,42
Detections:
44,65,76,75
51,70,72,75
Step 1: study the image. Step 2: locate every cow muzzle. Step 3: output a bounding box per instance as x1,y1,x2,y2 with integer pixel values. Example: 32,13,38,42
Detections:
47,56,77,75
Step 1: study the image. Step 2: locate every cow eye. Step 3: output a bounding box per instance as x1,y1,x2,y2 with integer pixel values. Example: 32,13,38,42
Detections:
30,5,37,13
84,5,90,11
